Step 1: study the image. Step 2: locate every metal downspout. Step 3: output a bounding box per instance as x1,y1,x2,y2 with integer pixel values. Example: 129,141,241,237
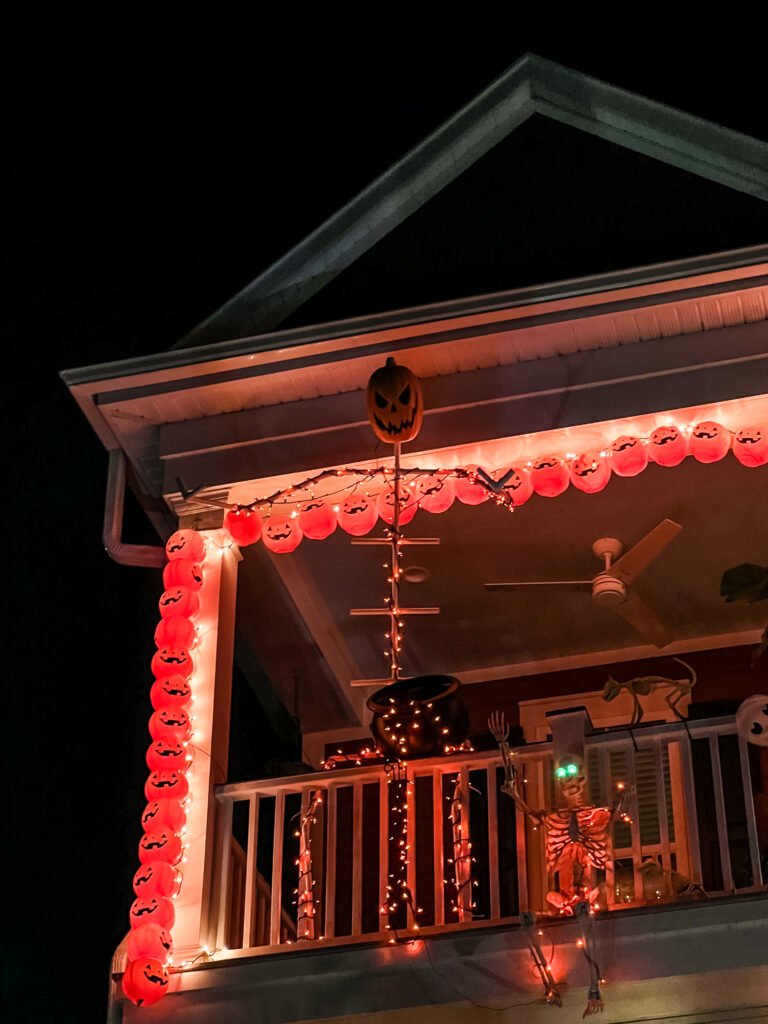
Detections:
103,449,167,568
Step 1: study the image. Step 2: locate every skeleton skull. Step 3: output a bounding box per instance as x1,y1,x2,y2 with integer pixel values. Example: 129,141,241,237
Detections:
554,755,587,808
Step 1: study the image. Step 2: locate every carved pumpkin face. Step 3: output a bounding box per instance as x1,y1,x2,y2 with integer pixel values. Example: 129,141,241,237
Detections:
414,475,454,514
149,707,192,742
649,424,688,467
154,615,195,650
569,452,611,493
736,694,768,747
610,435,648,477
151,676,192,711
159,586,199,620
151,646,194,681
138,829,183,865
165,529,206,563
453,465,489,505
376,486,418,525
133,860,180,899
338,494,378,535
733,426,768,467
126,924,173,964
366,359,423,443
298,500,338,540
162,558,203,591
530,456,569,498
145,770,189,802
122,957,170,1007
493,466,533,506
129,895,175,931
262,515,303,553
554,755,587,808
146,737,189,773
690,421,729,463
141,798,186,835
224,506,263,546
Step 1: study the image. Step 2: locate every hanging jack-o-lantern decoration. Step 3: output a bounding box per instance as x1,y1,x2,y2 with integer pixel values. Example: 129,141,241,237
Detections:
338,493,378,535
569,452,611,493
165,529,206,563
133,860,180,900
262,515,303,553
298,500,338,539
610,435,648,477
530,456,569,498
129,895,176,931
493,466,534,506
149,707,192,743
146,737,189,773
138,829,183,866
690,421,730,463
151,676,192,711
159,586,199,621
733,426,768,467
414,474,455,514
154,615,196,650
151,646,194,680
224,506,263,547
162,558,203,591
141,798,186,836
122,957,170,1007
376,485,418,525
366,358,423,444
649,424,688,467
145,769,189,802
126,924,173,965
454,465,490,505
736,694,768,747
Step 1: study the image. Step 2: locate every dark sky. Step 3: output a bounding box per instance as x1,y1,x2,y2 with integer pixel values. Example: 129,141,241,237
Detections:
4,28,767,1023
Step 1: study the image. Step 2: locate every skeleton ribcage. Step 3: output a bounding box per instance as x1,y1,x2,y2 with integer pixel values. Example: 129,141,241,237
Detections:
545,808,612,873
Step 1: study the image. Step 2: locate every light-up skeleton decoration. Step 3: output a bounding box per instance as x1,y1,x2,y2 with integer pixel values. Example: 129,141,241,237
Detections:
296,790,323,939
489,711,631,1016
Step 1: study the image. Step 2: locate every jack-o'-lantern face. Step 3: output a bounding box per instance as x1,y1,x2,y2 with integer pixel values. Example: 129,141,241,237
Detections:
165,529,206,563
690,421,730,463
733,426,768,467
610,435,648,477
133,861,180,899
530,456,569,498
138,830,183,865
377,486,418,525
158,586,199,620
736,694,768,747
366,359,423,443
145,770,189,801
151,646,194,680
129,895,175,931
141,798,186,834
262,515,303,553
298,500,337,540
146,737,188,772
151,676,192,711
554,755,587,808
122,957,170,1006
569,452,611,493
649,425,688,467
492,466,533,506
338,494,378,536
414,475,454,514
126,923,173,964
149,707,192,742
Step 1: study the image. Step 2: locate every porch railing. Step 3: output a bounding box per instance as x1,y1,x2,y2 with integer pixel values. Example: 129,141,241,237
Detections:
212,714,765,953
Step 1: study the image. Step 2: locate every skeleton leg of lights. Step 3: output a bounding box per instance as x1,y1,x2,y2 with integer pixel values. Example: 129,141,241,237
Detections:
520,912,562,1006
297,789,322,940
575,899,603,1017
450,770,473,920
382,760,420,938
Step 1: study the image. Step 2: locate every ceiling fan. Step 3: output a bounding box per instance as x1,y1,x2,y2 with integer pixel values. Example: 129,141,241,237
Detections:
485,519,682,648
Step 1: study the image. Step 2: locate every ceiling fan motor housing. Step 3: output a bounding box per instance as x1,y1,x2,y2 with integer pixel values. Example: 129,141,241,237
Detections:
592,572,627,606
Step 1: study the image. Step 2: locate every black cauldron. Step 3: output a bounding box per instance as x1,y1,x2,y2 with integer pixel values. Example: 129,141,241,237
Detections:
367,674,469,760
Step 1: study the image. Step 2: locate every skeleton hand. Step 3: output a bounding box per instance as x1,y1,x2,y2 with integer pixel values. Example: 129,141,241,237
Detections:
488,710,509,743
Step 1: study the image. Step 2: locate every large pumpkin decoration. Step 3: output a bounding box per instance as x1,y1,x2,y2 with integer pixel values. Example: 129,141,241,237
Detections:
493,466,533,506
569,452,611,493
262,515,303,553
298,500,337,539
122,957,170,1007
530,456,569,498
150,676,192,711
733,426,768,467
165,529,206,563
414,474,455,514
453,465,489,505
338,493,378,535
610,435,648,477
224,506,263,547
366,358,423,443
126,924,173,964
690,421,730,463
649,424,688,467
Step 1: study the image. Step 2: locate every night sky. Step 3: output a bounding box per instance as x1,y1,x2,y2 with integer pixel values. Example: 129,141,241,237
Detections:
5,28,767,1023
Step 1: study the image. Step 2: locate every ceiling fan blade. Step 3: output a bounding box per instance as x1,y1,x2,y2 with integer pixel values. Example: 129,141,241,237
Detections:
485,581,593,592
611,519,682,585
614,589,674,648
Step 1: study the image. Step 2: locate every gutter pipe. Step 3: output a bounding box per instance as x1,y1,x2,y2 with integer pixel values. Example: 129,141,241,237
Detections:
104,449,167,568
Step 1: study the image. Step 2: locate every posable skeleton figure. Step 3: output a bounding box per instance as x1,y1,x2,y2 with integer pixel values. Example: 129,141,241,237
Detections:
489,711,632,1016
